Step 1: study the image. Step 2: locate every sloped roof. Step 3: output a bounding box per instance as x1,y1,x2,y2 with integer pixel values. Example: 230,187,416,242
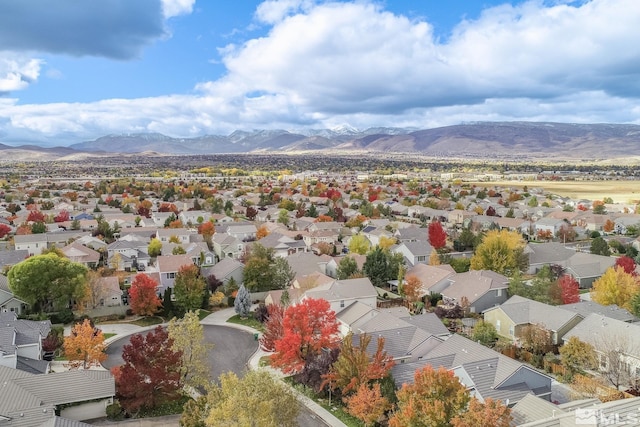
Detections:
563,313,640,350
511,393,565,426
405,263,455,291
494,295,581,332
156,254,193,272
562,300,636,322
399,313,450,337
202,257,244,280
525,242,576,265
564,252,615,279
442,270,508,304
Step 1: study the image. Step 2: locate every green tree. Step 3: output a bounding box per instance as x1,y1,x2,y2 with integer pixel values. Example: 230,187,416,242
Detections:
168,311,212,389
204,371,299,427
470,229,527,275
337,256,360,279
348,234,371,255
234,284,251,318
148,238,162,257
8,253,88,313
363,246,389,287
272,257,295,290
559,336,597,374
471,320,498,347
173,264,206,314
277,209,290,226
590,236,611,256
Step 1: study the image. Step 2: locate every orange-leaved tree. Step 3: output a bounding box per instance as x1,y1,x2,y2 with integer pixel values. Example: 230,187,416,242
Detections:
428,220,447,249
389,365,470,427
271,298,340,374
63,318,107,369
129,273,162,316
323,333,395,398
450,397,512,427
344,383,390,427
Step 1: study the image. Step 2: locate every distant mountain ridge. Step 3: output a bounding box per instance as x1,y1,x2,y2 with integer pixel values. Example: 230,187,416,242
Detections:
3,122,640,161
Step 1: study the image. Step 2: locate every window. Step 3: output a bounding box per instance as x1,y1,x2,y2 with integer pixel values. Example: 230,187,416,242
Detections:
509,325,515,337
167,272,175,279
496,289,503,297
496,320,501,331
340,300,345,308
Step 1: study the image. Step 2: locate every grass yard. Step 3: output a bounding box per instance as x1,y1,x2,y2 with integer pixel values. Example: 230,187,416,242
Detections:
130,316,164,327
467,180,640,204
103,333,116,340
227,313,264,331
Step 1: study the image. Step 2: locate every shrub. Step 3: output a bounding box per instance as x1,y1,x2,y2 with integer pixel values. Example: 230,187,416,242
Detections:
106,402,124,420
48,309,75,324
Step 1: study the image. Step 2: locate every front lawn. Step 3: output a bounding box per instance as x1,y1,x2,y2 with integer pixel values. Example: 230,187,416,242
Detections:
130,316,164,327
103,333,116,340
227,313,264,331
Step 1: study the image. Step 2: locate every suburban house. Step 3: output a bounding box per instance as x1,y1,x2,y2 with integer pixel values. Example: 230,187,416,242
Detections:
90,276,123,308
483,295,583,346
562,252,616,288
440,270,509,314
60,241,101,268
106,238,151,271
0,312,50,371
561,300,637,323
13,234,48,256
218,223,257,241
200,257,244,289
155,228,192,245
403,263,456,296
257,232,307,257
0,364,115,424
0,275,27,315
156,254,195,292
391,241,434,267
302,277,377,315
563,313,640,379
211,233,245,261
325,254,366,279
525,242,576,275
392,334,553,406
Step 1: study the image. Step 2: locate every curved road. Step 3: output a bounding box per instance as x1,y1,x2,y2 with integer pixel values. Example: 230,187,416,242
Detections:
104,324,328,426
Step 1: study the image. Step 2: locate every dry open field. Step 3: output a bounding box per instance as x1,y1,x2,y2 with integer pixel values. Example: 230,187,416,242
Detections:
466,180,640,204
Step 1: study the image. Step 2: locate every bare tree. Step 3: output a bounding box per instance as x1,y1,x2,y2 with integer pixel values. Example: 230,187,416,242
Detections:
595,333,639,391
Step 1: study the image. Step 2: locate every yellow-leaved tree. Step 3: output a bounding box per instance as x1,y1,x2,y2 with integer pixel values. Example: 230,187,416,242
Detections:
168,310,212,389
470,229,527,275
590,266,640,310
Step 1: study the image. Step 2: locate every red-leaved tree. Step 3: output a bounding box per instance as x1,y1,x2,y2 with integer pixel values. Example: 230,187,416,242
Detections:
129,273,162,316
428,221,447,249
0,224,10,238
27,210,45,222
114,326,183,415
54,210,70,223
558,274,580,304
271,298,340,374
615,256,638,276
260,304,285,352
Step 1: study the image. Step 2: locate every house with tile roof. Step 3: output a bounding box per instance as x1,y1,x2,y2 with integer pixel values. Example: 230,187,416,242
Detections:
441,270,509,314
484,295,583,346
0,364,115,425
392,334,553,406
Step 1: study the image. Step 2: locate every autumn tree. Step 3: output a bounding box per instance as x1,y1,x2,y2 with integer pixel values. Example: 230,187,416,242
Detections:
256,224,270,239
8,253,88,313
615,255,637,276
519,324,552,355
63,319,107,369
402,275,422,307
348,233,371,255
558,274,580,304
260,303,285,352
114,326,183,415
129,273,162,316
203,370,298,427
54,210,70,223
590,266,639,310
0,224,10,238
428,221,447,249
173,264,206,314
148,237,162,257
470,229,527,275
323,333,394,398
168,311,212,389
197,221,215,241
271,298,340,374
344,383,390,427
559,336,597,374
27,210,45,222
389,365,470,427
603,219,615,233
450,398,512,427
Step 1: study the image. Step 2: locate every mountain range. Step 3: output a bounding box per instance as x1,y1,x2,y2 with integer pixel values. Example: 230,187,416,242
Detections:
3,122,640,161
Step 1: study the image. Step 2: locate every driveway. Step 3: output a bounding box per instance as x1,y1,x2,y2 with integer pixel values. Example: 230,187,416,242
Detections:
103,324,258,381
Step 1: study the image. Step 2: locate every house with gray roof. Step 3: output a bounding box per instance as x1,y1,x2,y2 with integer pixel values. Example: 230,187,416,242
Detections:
392,334,552,406
257,232,307,257
0,364,115,424
0,275,27,315
0,312,50,371
404,263,455,296
484,295,583,345
441,270,509,314
156,254,195,292
561,300,636,323
211,233,245,261
391,241,433,267
524,242,576,274
563,252,616,288
201,257,244,288
303,277,377,315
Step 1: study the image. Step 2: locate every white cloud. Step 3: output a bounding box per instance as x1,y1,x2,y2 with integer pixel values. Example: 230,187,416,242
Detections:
0,55,42,93
2,0,640,144
162,0,196,18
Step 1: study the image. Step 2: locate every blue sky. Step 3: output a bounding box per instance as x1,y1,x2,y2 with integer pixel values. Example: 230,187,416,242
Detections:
0,0,638,146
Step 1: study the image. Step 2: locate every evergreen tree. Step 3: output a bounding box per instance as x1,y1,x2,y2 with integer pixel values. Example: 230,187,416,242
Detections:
234,284,251,318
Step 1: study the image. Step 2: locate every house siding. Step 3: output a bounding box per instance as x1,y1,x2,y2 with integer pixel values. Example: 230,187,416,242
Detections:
472,289,508,314
484,309,515,339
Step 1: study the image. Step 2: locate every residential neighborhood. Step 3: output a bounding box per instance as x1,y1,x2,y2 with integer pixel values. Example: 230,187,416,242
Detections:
0,165,639,426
